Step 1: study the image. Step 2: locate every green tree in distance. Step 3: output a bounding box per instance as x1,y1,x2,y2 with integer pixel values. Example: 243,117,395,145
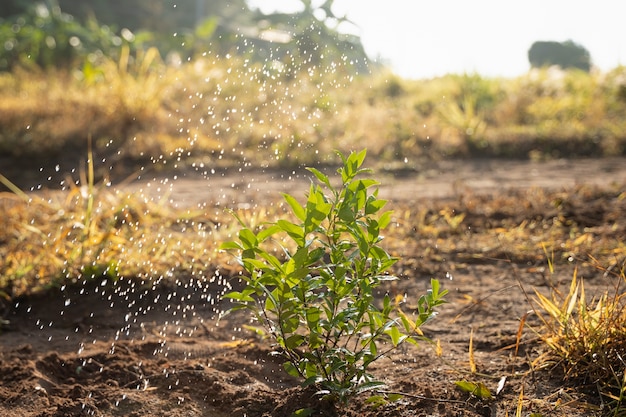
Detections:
528,40,592,72
0,0,369,73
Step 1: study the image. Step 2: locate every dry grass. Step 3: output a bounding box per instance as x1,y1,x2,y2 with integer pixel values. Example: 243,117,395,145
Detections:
383,185,626,279
0,167,247,297
2,164,624,296
2,58,626,184
528,262,626,415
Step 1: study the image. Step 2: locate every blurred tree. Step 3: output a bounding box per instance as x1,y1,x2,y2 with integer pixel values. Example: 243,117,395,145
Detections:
528,40,591,72
247,0,369,74
53,0,250,32
0,0,370,74
0,0,132,70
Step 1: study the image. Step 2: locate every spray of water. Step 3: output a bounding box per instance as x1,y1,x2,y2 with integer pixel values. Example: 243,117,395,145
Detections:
7,5,369,400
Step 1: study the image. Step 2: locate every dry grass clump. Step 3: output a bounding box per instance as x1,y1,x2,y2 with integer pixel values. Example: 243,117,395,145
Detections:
0,48,170,153
530,263,626,415
0,168,247,298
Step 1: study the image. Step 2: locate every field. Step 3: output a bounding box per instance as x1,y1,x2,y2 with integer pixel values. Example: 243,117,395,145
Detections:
1,58,626,416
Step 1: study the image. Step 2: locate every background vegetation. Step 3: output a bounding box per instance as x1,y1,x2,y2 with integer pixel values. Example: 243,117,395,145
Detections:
2,55,626,189
529,40,592,72
2,0,626,188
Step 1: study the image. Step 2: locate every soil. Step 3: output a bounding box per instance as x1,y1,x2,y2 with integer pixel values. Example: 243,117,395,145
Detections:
1,157,625,417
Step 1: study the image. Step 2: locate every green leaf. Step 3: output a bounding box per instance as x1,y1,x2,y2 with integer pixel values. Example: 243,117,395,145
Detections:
455,381,493,400
258,251,284,271
307,247,326,265
356,380,386,394
350,178,379,191
338,203,355,223
306,167,332,190
242,248,256,261
306,307,321,328
238,228,258,249
398,311,413,333
282,193,306,222
304,361,318,379
302,375,322,387
338,154,351,183
377,210,393,229
291,246,310,267
388,393,403,402
343,149,367,180
224,291,255,303
257,224,281,242
308,332,322,349
291,407,315,417
277,219,305,242
264,295,276,311
363,338,377,359
429,278,449,304
353,148,367,167
282,315,300,334
242,258,269,271
285,268,309,287
365,395,387,407
219,241,242,250
385,325,405,347
304,189,331,233
284,362,302,378
383,294,391,313
431,278,440,297
404,336,419,347
285,334,305,350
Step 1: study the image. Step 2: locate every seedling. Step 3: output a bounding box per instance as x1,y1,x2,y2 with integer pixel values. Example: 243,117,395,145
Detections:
221,149,446,404
455,380,493,400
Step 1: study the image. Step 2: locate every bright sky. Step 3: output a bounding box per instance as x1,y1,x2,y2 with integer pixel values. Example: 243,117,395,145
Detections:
246,0,626,79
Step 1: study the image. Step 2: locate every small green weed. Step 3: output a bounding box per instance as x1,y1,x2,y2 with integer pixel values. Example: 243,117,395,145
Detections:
221,149,447,405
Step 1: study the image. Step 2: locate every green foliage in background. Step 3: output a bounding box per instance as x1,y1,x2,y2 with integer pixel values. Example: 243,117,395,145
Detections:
0,0,135,70
0,0,369,73
221,150,447,404
1,2,626,180
528,40,591,72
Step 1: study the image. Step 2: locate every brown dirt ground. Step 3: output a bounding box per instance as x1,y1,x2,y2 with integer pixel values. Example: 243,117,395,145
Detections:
1,157,625,417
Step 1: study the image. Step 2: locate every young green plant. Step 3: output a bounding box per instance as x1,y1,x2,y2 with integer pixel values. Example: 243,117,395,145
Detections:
221,149,447,404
